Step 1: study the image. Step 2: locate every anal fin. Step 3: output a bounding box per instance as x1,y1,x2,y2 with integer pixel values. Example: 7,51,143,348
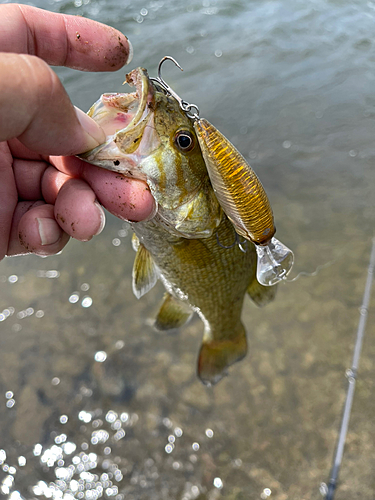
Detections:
132,243,158,299
247,277,277,307
155,293,193,331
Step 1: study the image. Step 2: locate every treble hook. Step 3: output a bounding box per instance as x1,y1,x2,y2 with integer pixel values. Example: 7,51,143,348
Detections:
151,56,200,119
216,225,248,254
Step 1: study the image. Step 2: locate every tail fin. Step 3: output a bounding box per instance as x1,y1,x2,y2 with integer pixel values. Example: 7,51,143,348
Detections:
197,323,247,386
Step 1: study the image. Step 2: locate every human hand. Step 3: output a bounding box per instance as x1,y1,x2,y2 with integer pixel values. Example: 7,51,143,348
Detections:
0,3,155,261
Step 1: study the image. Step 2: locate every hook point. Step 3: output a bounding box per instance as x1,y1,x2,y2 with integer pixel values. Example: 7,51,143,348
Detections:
158,56,184,78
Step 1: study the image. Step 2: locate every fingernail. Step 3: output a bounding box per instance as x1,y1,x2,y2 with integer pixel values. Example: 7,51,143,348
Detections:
142,199,158,222
126,37,133,64
75,107,106,151
37,218,62,246
94,202,106,235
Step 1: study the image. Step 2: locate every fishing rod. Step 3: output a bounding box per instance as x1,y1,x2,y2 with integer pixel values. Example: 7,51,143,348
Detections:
320,237,375,500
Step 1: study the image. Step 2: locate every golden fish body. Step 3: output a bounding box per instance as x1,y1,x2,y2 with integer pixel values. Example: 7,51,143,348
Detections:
81,68,276,384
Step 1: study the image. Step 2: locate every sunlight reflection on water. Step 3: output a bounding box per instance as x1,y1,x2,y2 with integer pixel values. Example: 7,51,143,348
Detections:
1,0,375,498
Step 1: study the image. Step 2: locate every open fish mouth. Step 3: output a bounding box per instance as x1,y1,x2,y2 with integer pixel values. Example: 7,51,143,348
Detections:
79,68,160,179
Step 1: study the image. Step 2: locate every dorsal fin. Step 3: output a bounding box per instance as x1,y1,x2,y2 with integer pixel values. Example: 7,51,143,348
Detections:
132,243,158,299
155,293,193,331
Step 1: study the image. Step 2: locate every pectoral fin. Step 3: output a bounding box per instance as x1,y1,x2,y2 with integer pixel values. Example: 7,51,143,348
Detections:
197,322,247,386
247,278,277,307
155,293,193,331
132,243,158,299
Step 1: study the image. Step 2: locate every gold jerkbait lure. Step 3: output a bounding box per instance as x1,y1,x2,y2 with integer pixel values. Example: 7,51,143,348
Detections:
152,57,294,286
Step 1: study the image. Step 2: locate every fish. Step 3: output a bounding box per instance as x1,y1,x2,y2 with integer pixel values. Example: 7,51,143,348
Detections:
80,67,277,385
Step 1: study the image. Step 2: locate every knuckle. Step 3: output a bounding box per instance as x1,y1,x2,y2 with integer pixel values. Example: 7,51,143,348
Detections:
18,54,63,107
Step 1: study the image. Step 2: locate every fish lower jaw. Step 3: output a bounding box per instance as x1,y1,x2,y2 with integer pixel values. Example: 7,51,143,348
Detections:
80,144,147,180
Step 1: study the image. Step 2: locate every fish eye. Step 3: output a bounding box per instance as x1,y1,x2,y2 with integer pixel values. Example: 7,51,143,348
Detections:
174,130,195,152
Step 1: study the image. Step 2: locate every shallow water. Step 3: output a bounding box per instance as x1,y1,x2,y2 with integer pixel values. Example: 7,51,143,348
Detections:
1,0,375,498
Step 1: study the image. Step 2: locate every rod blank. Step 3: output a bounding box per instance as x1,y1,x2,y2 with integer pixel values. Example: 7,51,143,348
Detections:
323,237,375,500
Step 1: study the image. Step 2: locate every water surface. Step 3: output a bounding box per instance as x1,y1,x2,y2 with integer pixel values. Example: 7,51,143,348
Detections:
1,0,375,499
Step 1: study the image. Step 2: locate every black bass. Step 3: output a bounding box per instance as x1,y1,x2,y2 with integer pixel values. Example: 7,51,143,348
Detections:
80,67,276,385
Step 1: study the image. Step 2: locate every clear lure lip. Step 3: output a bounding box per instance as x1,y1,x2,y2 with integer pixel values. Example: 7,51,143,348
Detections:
255,237,294,286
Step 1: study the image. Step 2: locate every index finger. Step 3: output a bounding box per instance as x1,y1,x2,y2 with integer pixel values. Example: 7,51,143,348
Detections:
0,3,132,71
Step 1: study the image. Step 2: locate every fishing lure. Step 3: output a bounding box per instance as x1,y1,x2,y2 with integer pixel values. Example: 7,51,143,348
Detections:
152,56,294,286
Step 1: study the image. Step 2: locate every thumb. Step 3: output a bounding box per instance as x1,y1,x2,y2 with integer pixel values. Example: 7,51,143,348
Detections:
0,53,105,155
